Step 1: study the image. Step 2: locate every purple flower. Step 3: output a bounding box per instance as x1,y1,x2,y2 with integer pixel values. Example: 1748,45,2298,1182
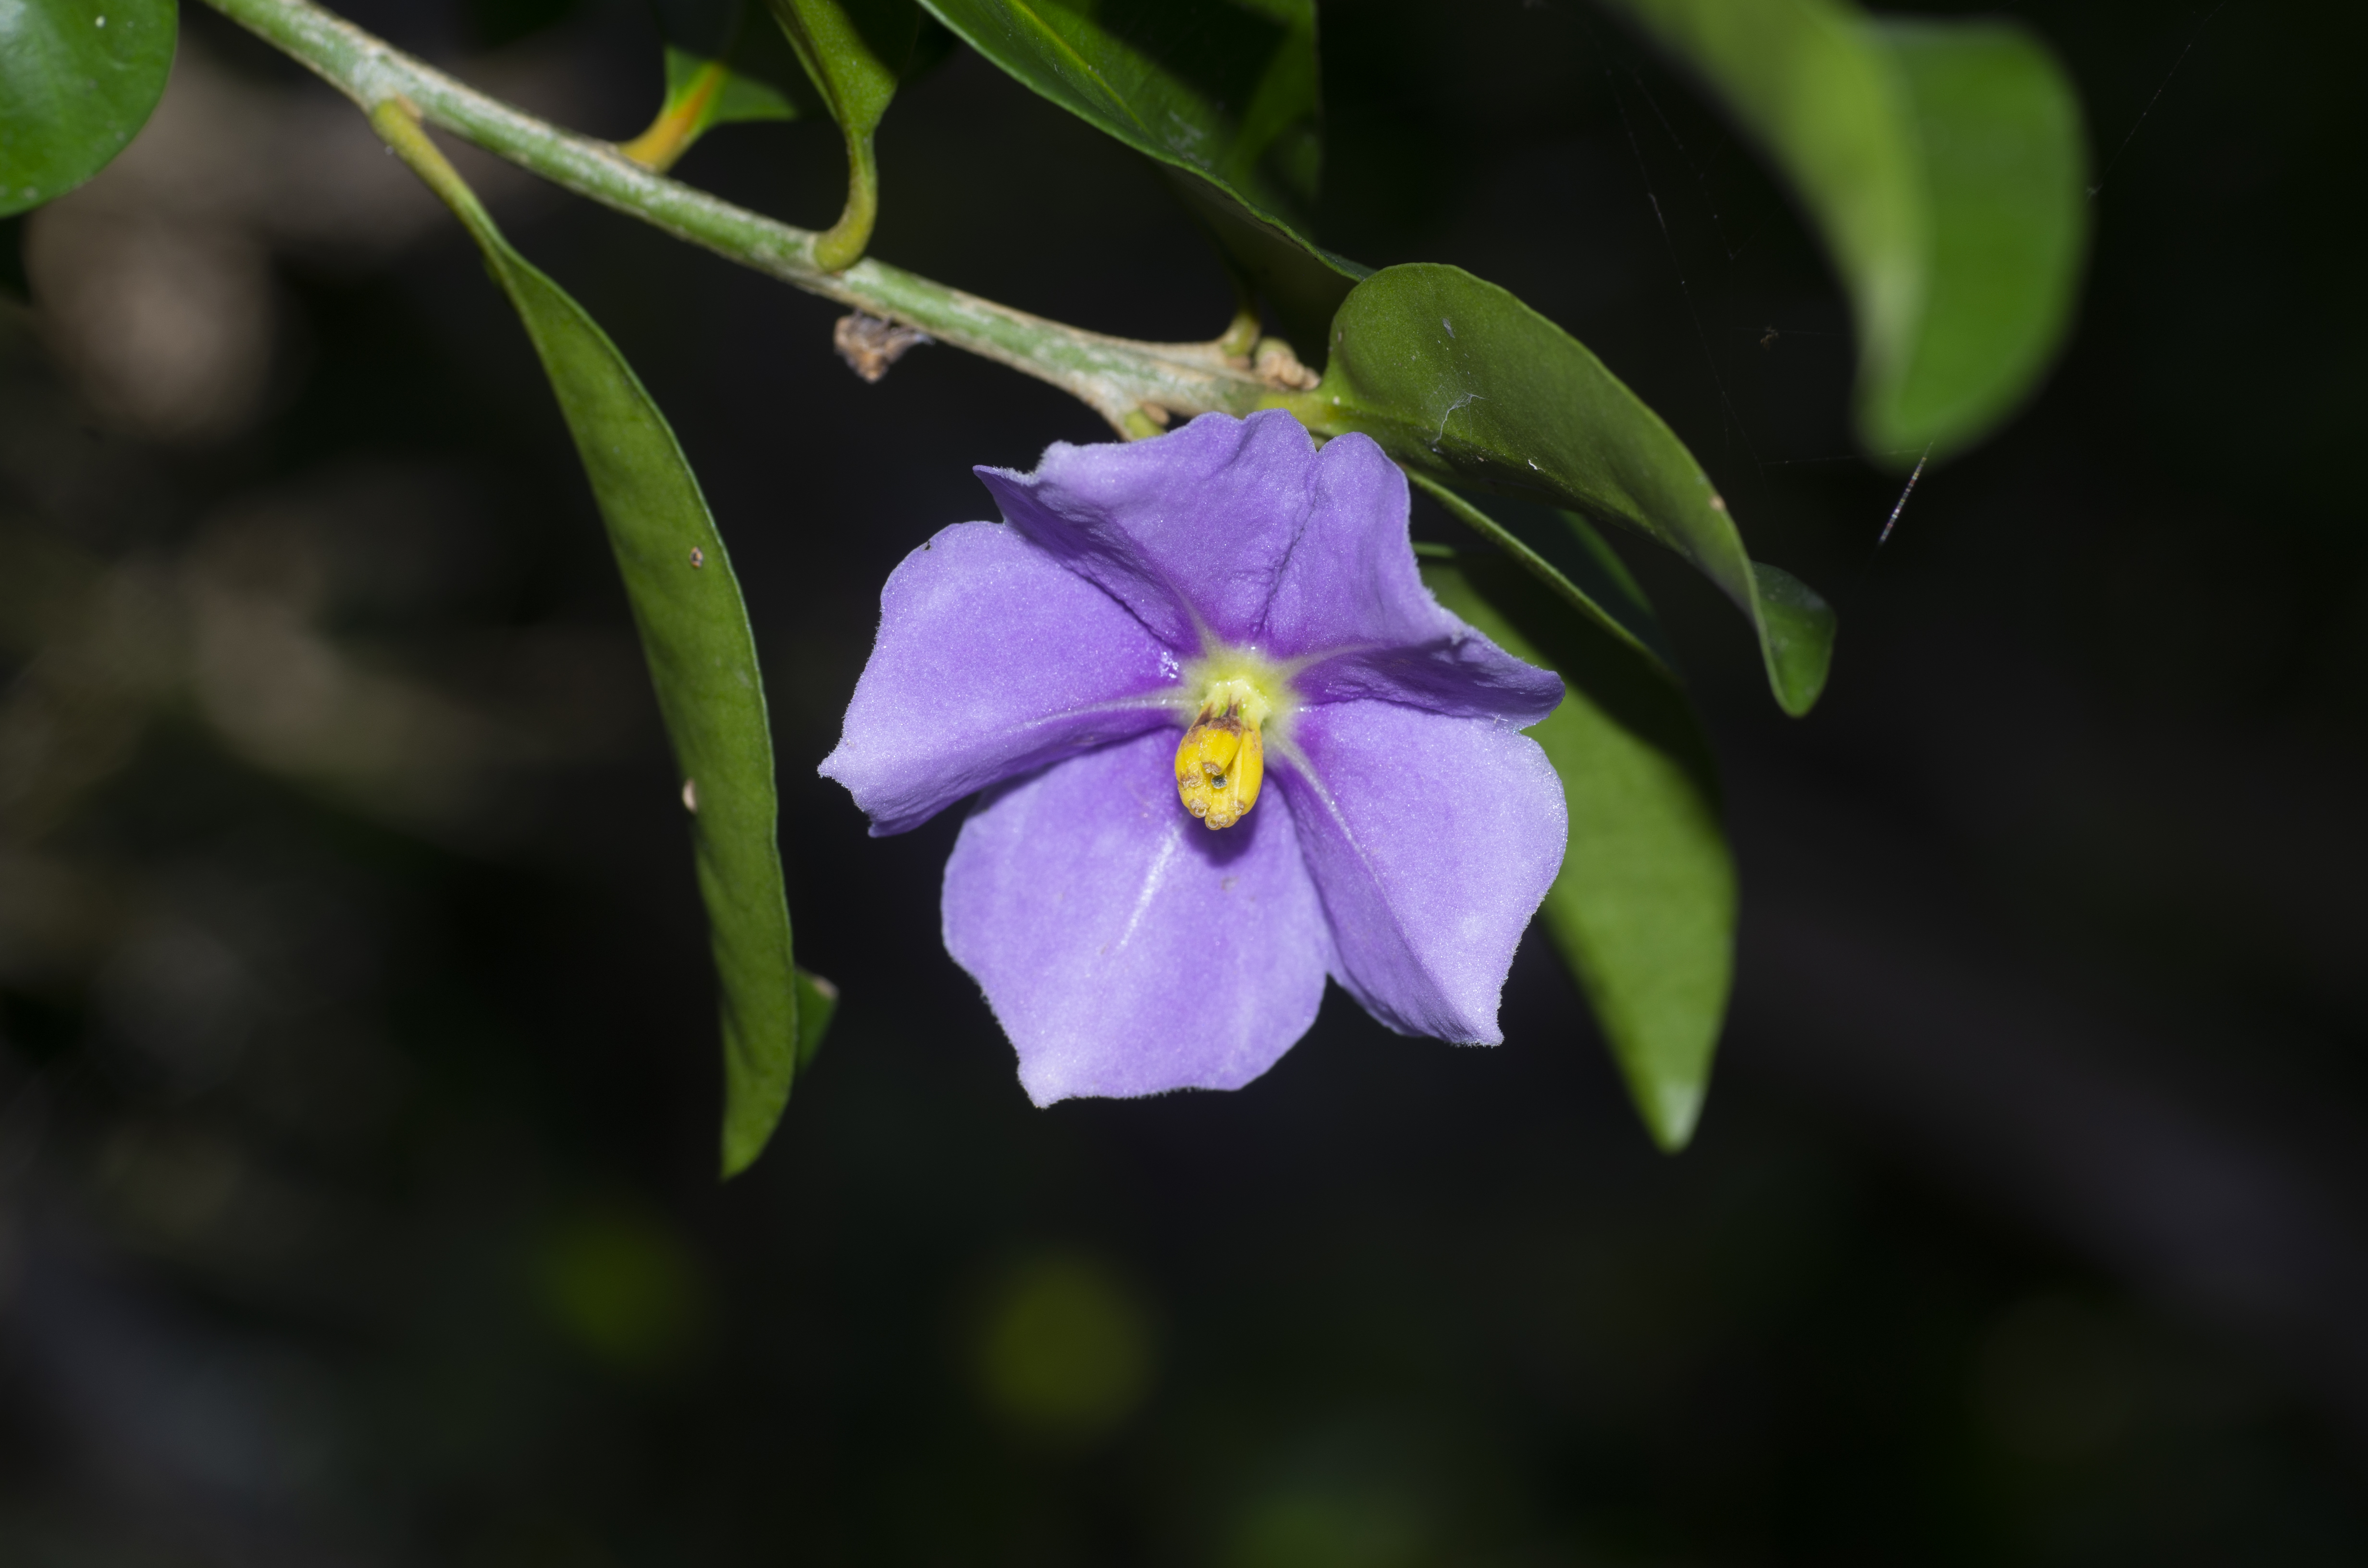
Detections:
821,410,1568,1104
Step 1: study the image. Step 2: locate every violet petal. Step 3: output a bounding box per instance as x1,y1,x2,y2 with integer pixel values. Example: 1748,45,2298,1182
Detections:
1290,635,1565,724
820,521,1182,835
943,731,1332,1105
974,412,1479,661
1242,422,1468,660
1275,700,1567,1044
972,410,1315,652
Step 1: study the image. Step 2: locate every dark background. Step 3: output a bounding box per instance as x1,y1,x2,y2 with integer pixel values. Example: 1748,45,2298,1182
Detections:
2,0,2363,1562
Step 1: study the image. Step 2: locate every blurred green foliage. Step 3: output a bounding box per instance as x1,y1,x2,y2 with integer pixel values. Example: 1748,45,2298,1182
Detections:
1602,0,2088,459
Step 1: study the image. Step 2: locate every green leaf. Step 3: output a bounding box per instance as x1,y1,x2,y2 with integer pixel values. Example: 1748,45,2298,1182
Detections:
794,967,838,1071
658,0,811,122
373,106,811,1177
625,2,809,172
1423,547,1734,1151
1600,0,2088,461
917,0,1365,357
763,0,918,267
1294,263,1836,716
764,0,914,133
0,0,177,218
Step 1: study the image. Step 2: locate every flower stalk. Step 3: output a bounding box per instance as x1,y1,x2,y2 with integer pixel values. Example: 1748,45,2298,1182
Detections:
198,0,1296,434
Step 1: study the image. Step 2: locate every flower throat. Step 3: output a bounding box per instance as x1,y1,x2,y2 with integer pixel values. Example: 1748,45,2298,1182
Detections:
1174,674,1271,830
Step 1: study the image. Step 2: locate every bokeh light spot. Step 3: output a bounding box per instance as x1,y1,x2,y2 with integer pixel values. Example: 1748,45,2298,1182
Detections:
536,1200,711,1376
972,1251,1156,1443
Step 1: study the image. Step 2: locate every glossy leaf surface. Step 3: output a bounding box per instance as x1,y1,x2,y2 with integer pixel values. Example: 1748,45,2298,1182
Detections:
376,109,817,1176
1297,264,1835,715
0,0,177,217
918,0,1363,355
1425,549,1734,1150
1602,0,2087,460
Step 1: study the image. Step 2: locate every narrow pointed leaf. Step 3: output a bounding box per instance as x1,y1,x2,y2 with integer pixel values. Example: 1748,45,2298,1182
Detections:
375,107,813,1176
1,0,177,217
917,0,1364,356
1424,549,1733,1150
1601,0,2087,461
1296,263,1835,715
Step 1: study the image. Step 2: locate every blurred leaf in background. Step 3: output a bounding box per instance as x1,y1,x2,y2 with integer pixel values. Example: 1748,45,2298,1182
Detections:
1601,0,2088,460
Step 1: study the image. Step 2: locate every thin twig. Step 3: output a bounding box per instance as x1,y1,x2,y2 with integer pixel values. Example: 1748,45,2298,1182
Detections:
199,0,1277,434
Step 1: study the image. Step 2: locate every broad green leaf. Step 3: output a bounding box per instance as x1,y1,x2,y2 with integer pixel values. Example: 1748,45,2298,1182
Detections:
1425,548,1734,1151
917,0,1365,358
764,0,919,267
0,0,176,218
1292,263,1836,715
373,106,821,1177
1600,0,2087,460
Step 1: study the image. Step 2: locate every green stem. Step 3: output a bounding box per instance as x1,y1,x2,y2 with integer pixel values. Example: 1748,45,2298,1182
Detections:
198,0,1283,433
371,98,494,232
812,132,878,273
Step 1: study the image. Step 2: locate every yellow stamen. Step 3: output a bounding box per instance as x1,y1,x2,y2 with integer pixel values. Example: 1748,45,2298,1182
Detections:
1174,677,1269,830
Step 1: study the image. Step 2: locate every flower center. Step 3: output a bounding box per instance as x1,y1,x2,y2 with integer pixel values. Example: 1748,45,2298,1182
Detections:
1174,669,1278,831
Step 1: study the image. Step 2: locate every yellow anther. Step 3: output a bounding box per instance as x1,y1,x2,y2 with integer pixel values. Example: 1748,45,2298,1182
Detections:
1174,681,1267,831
